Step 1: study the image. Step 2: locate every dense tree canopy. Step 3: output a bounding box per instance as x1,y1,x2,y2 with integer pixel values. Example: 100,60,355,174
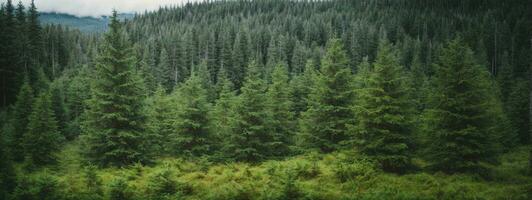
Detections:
0,0,531,199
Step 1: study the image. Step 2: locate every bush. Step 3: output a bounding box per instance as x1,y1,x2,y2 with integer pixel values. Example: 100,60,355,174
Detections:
145,169,192,199
108,178,133,200
12,173,63,200
333,158,376,182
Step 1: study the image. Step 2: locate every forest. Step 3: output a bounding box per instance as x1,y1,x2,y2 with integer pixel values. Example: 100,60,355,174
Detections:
0,0,531,199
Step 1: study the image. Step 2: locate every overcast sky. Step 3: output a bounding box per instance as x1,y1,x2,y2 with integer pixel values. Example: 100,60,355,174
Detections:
1,0,201,17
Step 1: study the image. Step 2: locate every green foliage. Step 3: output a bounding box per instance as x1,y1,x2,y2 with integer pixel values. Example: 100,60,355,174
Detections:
425,39,501,173
108,177,133,200
290,60,317,117
224,61,273,162
266,63,295,157
24,91,64,166
145,85,175,155
172,72,212,157
352,40,414,173
0,111,16,200
12,173,62,200
82,11,148,167
505,78,530,145
10,77,34,161
299,38,355,153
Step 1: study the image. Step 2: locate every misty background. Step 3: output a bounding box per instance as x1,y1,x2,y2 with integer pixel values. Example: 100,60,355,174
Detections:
0,0,200,17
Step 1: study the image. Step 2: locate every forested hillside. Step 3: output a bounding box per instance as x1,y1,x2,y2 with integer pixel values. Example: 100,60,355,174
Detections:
0,0,531,199
39,12,135,32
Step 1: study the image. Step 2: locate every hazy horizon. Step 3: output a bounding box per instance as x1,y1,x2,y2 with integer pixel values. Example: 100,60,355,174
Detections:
0,0,201,17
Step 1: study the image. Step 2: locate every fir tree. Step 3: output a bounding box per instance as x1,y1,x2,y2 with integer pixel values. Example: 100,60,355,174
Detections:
299,38,354,153
290,59,317,116
10,77,33,161
23,91,63,166
82,11,147,167
0,112,16,199
267,63,295,157
157,47,173,92
225,61,273,162
145,85,175,155
352,40,413,173
172,72,211,156
426,39,499,173
27,0,43,68
210,70,236,153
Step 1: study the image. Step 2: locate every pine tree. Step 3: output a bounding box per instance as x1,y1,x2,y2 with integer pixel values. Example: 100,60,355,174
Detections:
82,11,147,167
157,47,173,91
0,112,16,199
145,85,175,155
352,40,413,173
225,61,273,162
14,1,28,75
426,39,499,173
267,63,295,157
50,80,68,139
290,59,317,116
10,77,34,161
299,38,354,153
210,70,236,154
1,0,20,106
27,0,43,69
172,73,211,156
231,30,249,89
23,91,63,166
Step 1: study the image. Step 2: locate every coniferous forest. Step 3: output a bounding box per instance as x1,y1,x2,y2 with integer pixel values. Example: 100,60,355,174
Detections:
1,0,531,199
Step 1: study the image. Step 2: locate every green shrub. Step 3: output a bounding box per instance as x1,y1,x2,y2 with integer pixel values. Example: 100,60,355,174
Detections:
333,158,376,182
107,177,133,200
12,173,63,200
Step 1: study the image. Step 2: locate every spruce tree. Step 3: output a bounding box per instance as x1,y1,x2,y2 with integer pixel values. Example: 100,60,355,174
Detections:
352,40,413,173
210,70,236,153
23,91,63,166
0,112,16,199
27,0,42,69
145,85,175,155
267,63,295,157
299,38,354,153
82,11,147,167
172,72,211,156
290,59,317,116
10,77,34,161
157,48,173,91
426,39,499,173
225,61,273,162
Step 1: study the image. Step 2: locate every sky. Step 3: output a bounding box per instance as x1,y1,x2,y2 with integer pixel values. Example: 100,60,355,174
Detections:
1,0,201,17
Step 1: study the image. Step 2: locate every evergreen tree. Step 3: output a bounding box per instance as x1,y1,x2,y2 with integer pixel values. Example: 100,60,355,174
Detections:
145,85,175,155
10,77,34,161
231,30,249,89
505,78,531,145
426,39,499,173
290,59,317,116
172,73,211,156
27,0,43,69
210,70,236,153
352,40,413,173
267,63,295,157
299,39,354,153
23,91,63,166
50,80,68,139
225,61,273,162
0,112,16,199
156,47,173,91
82,11,147,167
